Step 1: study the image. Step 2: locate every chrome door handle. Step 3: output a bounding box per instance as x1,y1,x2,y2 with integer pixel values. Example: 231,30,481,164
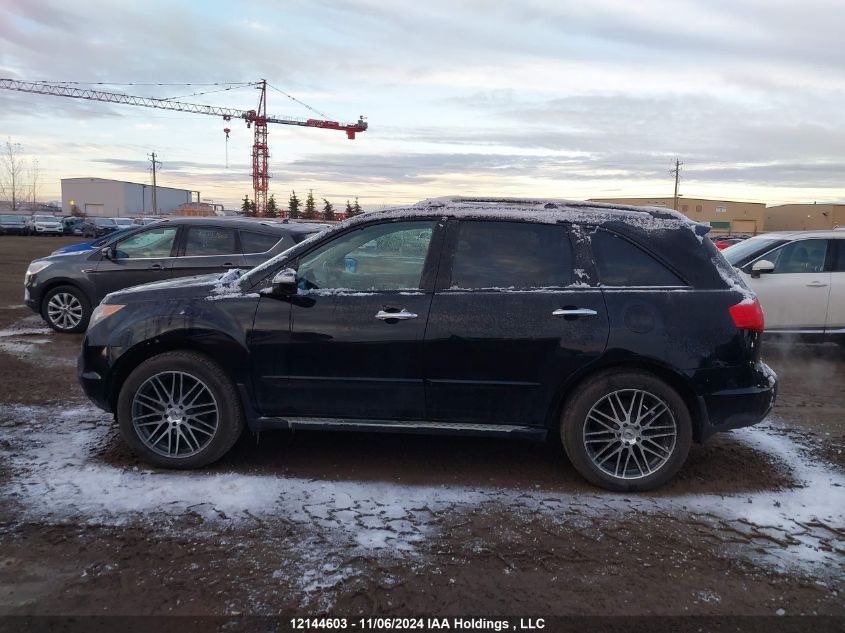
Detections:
375,309,418,321
806,281,828,287
149,263,163,270
553,308,598,317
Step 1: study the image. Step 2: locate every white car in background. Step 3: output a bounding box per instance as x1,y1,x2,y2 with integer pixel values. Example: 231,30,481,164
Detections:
114,217,135,228
723,230,844,343
28,215,64,236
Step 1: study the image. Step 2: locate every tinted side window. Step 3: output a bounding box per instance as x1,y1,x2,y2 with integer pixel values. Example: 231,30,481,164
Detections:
184,226,237,256
298,221,436,291
761,239,828,274
114,227,178,259
450,221,572,289
591,230,683,287
240,230,280,253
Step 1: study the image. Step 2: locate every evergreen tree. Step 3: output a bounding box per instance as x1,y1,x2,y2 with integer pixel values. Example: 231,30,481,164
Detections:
345,200,353,217
288,190,301,219
241,195,253,217
303,189,317,220
266,194,278,218
351,197,362,216
322,198,335,221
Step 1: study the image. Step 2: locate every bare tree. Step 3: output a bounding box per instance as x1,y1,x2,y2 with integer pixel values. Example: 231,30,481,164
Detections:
28,157,41,212
0,138,27,212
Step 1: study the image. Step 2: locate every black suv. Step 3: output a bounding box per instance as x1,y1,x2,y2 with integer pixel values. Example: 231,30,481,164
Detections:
78,198,776,491
25,217,324,333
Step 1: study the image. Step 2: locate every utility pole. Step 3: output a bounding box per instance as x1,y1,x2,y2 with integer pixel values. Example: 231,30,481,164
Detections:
148,152,162,214
670,158,683,211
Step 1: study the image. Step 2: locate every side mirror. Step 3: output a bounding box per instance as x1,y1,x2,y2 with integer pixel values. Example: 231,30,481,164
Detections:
101,247,113,260
750,259,774,278
270,268,298,296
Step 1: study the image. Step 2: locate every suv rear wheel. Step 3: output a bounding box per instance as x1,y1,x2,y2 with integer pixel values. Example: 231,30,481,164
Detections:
561,369,692,491
43,285,90,333
116,351,245,469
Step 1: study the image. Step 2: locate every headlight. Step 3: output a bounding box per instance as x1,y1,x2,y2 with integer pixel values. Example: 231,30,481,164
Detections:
24,260,51,283
89,304,125,329
26,261,51,276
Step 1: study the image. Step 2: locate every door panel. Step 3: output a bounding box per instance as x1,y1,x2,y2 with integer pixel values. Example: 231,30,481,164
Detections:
827,241,845,330
826,272,845,330
91,225,178,302
250,220,442,419
425,290,608,425
424,220,609,426
741,238,831,330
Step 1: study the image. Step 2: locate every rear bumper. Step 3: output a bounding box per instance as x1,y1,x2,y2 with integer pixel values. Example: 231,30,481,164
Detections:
695,362,777,441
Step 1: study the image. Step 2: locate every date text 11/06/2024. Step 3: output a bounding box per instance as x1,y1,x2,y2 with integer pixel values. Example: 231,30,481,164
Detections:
290,617,546,630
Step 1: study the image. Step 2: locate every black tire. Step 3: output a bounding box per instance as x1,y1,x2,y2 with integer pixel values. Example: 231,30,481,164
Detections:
561,369,692,492
116,351,245,469
42,285,91,333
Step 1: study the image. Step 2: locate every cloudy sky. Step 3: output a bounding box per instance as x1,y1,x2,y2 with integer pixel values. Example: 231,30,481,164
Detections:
1,0,843,209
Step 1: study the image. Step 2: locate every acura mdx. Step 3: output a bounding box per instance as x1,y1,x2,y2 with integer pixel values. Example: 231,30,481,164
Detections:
78,198,777,491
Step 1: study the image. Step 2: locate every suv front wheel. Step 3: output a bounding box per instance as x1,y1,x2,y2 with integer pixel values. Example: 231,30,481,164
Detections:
43,285,91,333
561,369,692,492
116,351,245,469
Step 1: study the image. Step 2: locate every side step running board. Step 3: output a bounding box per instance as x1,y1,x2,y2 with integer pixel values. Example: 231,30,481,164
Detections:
253,416,548,440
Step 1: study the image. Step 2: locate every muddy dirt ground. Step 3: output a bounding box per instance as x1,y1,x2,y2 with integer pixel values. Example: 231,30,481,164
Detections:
0,236,842,627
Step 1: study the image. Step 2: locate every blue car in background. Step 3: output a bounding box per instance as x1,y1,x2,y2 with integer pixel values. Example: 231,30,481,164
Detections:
51,227,139,256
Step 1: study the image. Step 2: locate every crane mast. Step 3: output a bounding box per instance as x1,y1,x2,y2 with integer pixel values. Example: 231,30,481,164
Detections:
0,78,367,216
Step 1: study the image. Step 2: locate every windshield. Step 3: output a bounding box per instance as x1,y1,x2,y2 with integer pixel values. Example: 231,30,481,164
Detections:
95,218,117,226
33,215,57,222
0,215,25,223
723,237,784,266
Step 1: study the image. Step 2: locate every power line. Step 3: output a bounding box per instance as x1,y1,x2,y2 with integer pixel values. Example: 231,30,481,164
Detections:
267,82,329,119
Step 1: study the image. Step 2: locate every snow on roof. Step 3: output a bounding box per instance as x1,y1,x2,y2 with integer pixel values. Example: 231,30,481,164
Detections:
344,196,699,231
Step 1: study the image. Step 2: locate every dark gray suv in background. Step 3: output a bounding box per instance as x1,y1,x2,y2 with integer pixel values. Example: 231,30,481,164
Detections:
25,217,324,332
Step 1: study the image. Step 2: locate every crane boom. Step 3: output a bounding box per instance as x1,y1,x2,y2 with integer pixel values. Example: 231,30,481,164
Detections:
0,78,367,135
0,78,368,216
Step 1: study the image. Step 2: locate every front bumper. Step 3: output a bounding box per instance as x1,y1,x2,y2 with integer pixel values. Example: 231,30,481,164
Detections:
695,362,777,441
78,344,111,411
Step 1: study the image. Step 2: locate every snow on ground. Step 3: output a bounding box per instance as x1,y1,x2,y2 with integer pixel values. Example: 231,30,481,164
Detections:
0,404,842,583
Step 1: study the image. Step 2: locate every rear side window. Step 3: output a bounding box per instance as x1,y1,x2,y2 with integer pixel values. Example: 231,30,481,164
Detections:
240,230,280,253
450,221,572,289
591,230,683,287
184,226,237,256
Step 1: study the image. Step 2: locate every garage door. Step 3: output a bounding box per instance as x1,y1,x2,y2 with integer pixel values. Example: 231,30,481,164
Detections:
731,219,757,234
85,203,104,216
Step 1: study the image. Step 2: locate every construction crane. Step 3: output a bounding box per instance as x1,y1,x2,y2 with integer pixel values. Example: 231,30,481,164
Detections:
0,78,368,216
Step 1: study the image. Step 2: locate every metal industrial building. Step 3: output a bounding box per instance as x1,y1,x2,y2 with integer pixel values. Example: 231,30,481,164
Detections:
763,203,845,231
61,178,193,217
589,197,766,234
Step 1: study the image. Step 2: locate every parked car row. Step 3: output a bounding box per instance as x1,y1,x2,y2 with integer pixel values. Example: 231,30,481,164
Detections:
0,214,164,236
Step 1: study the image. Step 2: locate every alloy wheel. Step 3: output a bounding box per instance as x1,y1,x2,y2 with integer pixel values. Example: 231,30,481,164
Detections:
131,371,219,458
583,389,677,480
46,292,84,330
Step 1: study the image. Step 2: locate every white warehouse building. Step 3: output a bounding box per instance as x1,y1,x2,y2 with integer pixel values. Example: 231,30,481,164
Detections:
61,178,194,217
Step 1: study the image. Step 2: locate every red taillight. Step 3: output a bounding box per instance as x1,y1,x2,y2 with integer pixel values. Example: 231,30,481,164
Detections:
729,297,764,332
